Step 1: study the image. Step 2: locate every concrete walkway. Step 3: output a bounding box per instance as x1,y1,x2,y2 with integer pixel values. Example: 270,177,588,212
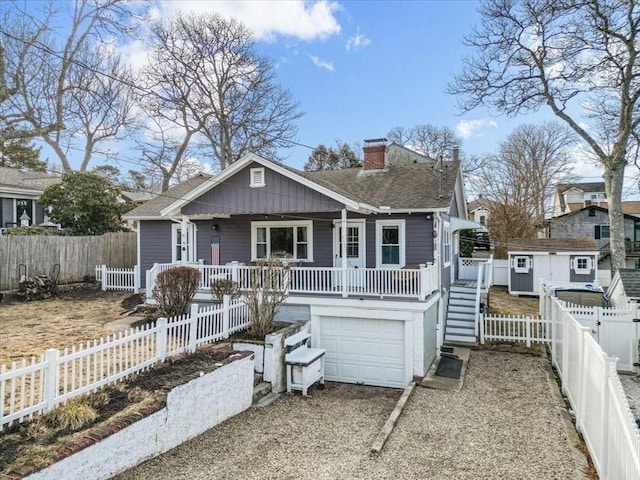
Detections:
115,350,589,480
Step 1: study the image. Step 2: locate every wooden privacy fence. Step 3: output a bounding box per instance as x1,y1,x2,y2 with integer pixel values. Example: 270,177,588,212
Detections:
0,296,250,431
0,232,136,291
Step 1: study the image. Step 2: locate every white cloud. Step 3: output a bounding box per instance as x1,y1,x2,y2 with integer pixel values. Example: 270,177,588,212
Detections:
456,119,498,139
152,1,342,41
346,32,371,52
309,55,334,71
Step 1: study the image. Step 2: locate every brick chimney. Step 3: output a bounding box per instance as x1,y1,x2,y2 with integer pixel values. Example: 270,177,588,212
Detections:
362,138,387,170
452,146,460,162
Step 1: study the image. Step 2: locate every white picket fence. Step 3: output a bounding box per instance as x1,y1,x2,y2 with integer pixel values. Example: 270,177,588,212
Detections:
96,264,140,293
481,314,551,347
484,300,640,479
0,296,249,431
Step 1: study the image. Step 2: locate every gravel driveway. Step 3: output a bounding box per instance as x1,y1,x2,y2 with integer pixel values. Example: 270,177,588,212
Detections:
115,350,587,480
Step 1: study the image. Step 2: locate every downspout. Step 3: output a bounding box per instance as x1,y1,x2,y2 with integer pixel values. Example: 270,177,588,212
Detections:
341,208,348,298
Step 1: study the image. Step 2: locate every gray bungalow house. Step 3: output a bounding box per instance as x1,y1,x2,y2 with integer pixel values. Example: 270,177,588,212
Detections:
123,140,481,388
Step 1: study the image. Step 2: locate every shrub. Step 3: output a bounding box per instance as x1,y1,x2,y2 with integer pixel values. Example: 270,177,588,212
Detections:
43,399,97,432
5,226,62,236
459,229,475,258
210,278,240,304
152,266,201,317
246,258,289,337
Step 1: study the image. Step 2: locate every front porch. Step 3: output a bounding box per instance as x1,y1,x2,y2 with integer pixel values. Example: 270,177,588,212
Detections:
145,262,440,302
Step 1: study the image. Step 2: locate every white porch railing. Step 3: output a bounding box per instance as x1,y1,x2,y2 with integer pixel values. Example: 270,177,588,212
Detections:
147,262,440,301
96,265,140,293
0,296,249,431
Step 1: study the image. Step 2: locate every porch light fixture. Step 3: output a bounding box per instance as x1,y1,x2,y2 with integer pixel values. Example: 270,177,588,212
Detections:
212,224,219,231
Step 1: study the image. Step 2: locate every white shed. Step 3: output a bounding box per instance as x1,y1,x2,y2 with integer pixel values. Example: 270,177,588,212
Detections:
507,238,599,296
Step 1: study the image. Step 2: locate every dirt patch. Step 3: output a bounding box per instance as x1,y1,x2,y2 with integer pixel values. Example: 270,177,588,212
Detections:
0,347,247,477
487,285,540,316
0,285,139,366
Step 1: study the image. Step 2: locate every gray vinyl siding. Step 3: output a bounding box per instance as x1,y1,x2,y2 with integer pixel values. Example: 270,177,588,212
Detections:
182,163,344,216
510,257,534,292
139,221,173,288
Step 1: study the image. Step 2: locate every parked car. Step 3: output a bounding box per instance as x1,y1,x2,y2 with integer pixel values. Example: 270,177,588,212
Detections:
474,230,491,250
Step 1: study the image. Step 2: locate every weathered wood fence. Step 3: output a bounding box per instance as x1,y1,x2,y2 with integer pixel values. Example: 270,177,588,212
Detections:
0,232,137,290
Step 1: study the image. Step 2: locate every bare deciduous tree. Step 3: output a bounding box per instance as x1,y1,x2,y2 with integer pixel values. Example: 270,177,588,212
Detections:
448,0,640,270
136,12,302,185
474,122,576,255
387,124,461,161
0,0,136,171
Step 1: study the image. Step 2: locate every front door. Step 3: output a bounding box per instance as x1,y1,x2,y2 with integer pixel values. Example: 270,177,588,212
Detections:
333,220,366,288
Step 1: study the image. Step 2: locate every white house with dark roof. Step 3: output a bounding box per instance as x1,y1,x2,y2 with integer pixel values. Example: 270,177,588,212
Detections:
607,269,640,308
0,166,60,231
123,140,488,388
552,181,607,217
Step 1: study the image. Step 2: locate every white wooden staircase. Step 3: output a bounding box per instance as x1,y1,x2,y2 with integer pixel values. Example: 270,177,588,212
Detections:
444,283,478,345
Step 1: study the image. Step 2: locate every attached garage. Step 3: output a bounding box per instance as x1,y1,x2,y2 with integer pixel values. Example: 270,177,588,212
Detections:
307,297,439,389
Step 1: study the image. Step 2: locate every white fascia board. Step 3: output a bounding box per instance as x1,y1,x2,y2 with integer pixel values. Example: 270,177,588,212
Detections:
122,215,168,221
509,251,550,256
0,187,43,197
508,250,599,256
377,208,449,214
160,153,373,216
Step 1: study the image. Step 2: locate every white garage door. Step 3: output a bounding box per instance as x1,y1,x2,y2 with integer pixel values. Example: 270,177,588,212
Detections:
318,316,406,388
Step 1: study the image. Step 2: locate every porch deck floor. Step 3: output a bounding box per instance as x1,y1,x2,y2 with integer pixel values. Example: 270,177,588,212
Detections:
452,280,478,288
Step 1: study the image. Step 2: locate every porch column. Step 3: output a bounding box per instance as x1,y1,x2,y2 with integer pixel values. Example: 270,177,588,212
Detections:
180,215,189,264
341,208,348,298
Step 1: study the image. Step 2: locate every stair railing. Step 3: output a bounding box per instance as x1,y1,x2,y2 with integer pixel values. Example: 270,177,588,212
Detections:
474,261,484,338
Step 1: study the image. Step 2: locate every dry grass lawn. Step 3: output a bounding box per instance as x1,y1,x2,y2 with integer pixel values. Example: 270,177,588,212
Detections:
0,286,134,366
486,285,540,316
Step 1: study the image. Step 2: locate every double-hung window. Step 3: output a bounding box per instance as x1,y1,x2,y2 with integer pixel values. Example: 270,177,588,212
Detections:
251,221,312,261
443,222,451,266
376,220,405,268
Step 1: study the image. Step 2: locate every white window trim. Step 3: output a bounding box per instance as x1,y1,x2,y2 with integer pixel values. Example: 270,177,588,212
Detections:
512,255,531,274
250,167,265,188
572,256,593,275
171,223,197,263
375,219,405,268
251,220,313,262
443,221,451,267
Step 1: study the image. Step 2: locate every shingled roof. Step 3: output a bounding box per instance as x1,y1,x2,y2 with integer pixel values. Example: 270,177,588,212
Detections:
0,167,60,191
124,157,461,218
507,238,599,253
615,269,640,299
302,161,459,209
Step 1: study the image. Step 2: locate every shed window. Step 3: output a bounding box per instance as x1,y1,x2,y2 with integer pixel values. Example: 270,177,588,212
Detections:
250,168,265,188
572,256,593,274
512,256,531,274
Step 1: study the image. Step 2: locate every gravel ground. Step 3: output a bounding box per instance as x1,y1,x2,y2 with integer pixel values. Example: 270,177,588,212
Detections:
115,350,586,480
620,374,640,419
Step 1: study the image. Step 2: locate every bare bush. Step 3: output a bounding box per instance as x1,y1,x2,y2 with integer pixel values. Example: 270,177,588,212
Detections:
246,258,289,337
210,278,240,304
152,267,201,317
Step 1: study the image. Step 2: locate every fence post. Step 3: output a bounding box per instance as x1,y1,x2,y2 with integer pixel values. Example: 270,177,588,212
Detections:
43,349,59,413
419,264,427,300
133,265,140,294
188,304,199,353
525,316,531,348
223,295,230,337
231,262,239,284
156,317,167,362
479,311,485,344
101,265,107,291
561,306,569,395
576,327,591,434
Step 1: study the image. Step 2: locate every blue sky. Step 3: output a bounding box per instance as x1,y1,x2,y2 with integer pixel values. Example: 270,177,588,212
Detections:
33,0,635,195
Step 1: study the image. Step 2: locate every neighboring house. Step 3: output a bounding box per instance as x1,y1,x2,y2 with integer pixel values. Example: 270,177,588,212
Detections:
607,269,640,308
552,181,607,217
507,238,599,296
548,205,640,270
120,191,156,205
124,139,482,388
0,166,60,231
467,195,495,228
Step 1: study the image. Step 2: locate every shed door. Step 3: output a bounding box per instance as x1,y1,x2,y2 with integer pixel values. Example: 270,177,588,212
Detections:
510,255,534,293
318,316,406,388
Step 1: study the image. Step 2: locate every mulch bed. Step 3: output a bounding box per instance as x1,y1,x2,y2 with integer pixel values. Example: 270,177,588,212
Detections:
0,347,250,477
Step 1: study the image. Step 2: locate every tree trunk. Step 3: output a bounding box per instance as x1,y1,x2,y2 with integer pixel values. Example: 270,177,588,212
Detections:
604,159,626,271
